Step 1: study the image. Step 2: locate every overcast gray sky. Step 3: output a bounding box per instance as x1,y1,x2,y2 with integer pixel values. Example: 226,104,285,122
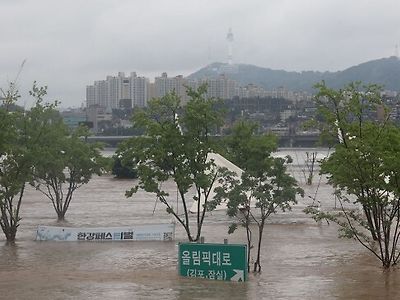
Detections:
1,0,400,107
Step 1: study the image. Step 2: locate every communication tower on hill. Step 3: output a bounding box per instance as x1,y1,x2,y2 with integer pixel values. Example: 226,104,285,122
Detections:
227,28,234,65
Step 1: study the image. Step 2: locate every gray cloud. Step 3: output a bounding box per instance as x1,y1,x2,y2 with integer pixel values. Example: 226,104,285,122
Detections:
1,0,399,107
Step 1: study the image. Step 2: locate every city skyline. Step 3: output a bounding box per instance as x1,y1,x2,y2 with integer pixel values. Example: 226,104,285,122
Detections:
1,0,400,107
86,70,314,111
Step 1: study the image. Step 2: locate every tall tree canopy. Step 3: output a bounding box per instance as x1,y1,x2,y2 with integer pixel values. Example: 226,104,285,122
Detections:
125,86,224,242
212,120,303,272
29,88,108,221
0,83,52,241
305,81,400,268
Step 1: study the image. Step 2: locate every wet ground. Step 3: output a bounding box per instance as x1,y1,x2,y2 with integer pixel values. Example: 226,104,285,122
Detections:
0,149,399,299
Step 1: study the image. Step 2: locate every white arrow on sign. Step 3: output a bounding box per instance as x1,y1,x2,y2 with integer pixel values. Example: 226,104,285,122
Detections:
230,269,244,282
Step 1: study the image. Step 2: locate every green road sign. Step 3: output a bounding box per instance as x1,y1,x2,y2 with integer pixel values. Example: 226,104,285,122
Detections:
178,242,247,282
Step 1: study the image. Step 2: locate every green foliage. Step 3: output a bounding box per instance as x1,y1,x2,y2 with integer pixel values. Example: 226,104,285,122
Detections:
31,120,108,220
216,121,302,220
214,120,303,272
112,157,138,179
112,140,138,179
223,120,277,171
228,223,238,234
0,83,41,241
125,85,225,242
0,81,109,239
25,83,109,221
305,81,400,268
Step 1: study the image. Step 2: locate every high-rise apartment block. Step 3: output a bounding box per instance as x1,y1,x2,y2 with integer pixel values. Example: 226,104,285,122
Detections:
200,74,238,100
154,73,198,104
86,72,200,108
86,71,311,109
155,73,184,99
131,72,148,107
86,72,149,109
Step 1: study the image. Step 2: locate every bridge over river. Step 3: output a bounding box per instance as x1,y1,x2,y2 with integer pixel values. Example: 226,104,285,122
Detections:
87,134,321,148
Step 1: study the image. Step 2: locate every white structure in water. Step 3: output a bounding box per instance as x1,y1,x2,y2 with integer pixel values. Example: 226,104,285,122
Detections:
189,153,244,213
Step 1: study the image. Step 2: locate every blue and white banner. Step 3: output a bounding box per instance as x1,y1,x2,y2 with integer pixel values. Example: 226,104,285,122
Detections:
36,223,175,242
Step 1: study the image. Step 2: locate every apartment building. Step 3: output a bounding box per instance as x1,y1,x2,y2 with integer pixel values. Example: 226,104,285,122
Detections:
86,72,312,109
86,72,149,109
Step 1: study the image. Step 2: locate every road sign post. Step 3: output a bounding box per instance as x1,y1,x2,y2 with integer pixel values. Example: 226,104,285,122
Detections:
178,242,247,282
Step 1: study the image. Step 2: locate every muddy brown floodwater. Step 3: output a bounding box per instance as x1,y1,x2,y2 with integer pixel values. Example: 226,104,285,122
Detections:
0,148,399,299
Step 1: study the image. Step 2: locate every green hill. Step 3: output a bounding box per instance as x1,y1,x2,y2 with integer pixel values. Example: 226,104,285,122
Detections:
188,57,400,92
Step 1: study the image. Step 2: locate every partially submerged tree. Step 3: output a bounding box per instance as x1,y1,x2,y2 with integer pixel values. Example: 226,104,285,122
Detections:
305,81,400,268
0,84,27,241
0,83,51,241
31,119,108,221
303,151,317,185
125,86,224,242
212,121,303,272
0,82,107,239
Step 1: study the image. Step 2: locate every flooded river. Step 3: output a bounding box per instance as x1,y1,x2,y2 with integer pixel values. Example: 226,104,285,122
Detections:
0,148,399,299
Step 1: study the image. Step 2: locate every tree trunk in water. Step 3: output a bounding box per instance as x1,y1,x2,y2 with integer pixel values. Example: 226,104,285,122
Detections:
0,184,25,242
57,211,65,222
185,225,195,242
0,211,18,242
246,225,252,273
4,226,17,242
383,260,391,269
253,224,264,273
7,226,17,242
